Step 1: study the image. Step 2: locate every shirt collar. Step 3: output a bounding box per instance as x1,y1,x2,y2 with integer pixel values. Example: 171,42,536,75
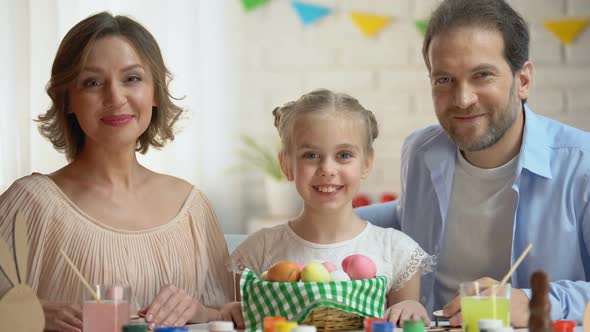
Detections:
518,104,553,179
424,105,553,180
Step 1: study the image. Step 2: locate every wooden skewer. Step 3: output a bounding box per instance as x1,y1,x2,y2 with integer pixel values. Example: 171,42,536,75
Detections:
59,249,103,304
499,243,533,287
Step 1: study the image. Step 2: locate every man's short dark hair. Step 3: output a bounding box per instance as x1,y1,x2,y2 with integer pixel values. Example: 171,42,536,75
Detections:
422,0,530,75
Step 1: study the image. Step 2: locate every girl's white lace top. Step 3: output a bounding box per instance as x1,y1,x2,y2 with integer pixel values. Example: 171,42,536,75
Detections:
230,222,435,292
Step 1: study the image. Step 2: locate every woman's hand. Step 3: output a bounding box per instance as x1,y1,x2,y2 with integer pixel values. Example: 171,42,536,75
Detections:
384,300,430,327
142,284,205,329
42,301,83,332
220,302,244,329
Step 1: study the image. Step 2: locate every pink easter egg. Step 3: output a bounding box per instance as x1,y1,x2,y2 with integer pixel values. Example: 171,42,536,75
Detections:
322,261,337,273
295,262,305,271
341,255,355,271
342,254,377,280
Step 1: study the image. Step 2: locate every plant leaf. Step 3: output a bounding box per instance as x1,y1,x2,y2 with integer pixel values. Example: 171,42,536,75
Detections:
237,134,286,181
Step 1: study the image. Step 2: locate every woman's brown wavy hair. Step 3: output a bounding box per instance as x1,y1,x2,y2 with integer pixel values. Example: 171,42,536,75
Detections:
37,11,184,161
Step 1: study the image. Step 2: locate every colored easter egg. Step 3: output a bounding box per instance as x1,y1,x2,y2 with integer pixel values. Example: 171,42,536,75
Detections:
267,261,301,282
322,261,337,272
300,262,331,282
342,254,377,280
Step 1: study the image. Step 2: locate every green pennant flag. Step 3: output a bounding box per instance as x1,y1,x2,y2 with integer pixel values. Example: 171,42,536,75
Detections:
415,19,428,36
241,0,270,12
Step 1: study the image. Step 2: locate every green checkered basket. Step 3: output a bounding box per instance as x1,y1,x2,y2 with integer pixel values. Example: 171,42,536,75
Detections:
240,268,386,331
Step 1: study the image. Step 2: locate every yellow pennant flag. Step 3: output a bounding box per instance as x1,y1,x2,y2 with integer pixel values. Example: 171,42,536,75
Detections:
543,18,589,45
350,12,392,38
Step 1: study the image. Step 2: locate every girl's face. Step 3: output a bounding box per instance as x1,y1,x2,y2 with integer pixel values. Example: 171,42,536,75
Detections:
68,36,156,153
283,112,373,213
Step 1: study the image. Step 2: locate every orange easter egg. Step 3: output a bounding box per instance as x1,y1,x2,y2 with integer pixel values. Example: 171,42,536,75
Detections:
267,261,301,282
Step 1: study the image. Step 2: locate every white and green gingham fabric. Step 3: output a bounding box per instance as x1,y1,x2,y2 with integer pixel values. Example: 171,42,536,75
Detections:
240,268,387,331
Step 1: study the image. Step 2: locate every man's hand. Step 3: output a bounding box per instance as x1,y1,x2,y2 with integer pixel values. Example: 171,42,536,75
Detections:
507,287,530,327
443,277,530,327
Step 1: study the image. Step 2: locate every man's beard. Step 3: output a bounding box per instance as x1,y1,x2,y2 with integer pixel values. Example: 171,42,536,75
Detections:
440,81,520,152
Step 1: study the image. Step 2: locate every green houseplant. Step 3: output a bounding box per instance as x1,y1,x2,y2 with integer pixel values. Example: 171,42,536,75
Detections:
239,134,285,181
239,134,301,217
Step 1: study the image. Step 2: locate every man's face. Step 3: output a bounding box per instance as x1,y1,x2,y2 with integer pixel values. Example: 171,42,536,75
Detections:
427,26,529,152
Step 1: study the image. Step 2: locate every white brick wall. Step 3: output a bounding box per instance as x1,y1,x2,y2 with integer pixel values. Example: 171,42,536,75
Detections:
509,0,565,18
530,22,563,65
231,0,590,228
569,0,590,14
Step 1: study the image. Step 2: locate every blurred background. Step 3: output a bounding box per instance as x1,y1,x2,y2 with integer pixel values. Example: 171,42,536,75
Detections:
1,0,589,234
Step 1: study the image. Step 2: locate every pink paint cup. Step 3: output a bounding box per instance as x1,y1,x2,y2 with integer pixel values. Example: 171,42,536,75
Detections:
83,284,131,332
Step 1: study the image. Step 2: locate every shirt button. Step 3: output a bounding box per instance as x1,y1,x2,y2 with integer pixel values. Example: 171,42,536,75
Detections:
421,296,427,303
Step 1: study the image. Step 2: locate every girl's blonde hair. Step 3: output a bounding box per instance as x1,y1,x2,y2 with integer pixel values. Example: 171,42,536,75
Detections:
272,89,379,154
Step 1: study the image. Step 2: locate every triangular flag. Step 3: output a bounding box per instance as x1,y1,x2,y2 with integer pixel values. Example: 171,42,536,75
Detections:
415,19,428,36
350,12,392,38
291,1,331,26
543,18,589,45
241,0,270,12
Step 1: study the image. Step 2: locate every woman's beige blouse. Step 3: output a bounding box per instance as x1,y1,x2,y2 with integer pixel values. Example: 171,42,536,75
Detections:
0,173,232,311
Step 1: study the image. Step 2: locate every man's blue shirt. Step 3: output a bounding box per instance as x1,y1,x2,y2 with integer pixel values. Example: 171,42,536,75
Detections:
356,106,590,321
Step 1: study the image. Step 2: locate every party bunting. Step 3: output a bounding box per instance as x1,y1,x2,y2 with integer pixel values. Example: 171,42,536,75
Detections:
241,0,270,12
291,1,331,26
415,19,428,36
350,12,392,38
241,4,589,46
543,18,589,45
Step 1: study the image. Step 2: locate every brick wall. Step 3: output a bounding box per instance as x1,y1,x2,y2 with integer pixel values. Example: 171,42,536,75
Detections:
227,0,590,227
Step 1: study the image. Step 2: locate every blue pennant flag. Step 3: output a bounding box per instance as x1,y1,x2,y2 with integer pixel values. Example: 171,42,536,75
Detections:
291,1,331,26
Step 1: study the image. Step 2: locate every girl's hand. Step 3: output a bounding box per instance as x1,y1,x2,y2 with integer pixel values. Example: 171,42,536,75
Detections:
384,300,430,327
142,284,205,329
220,301,245,329
42,301,83,332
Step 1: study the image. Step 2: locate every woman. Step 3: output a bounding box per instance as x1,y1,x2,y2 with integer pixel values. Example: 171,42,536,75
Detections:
0,12,240,331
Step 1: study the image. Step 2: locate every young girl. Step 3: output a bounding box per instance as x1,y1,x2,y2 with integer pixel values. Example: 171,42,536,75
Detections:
231,89,435,326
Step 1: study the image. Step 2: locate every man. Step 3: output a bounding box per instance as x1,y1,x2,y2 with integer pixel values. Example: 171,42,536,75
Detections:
356,0,590,326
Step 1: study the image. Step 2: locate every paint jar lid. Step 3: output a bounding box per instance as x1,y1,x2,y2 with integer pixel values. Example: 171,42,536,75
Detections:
292,325,317,332
478,319,503,330
275,321,298,332
373,321,394,332
209,321,234,332
154,327,189,332
364,317,387,332
123,323,148,332
403,319,425,332
553,320,577,332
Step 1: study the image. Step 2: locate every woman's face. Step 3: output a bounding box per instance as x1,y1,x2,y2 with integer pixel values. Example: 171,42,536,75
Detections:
68,36,156,153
